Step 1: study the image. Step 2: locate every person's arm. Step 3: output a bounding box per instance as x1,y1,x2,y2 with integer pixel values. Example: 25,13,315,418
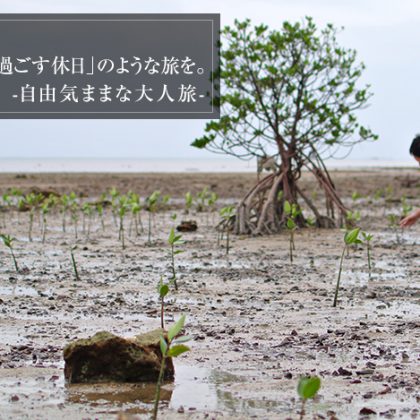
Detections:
400,208,420,228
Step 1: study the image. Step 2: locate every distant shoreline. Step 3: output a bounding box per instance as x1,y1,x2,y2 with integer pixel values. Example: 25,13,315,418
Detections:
0,158,416,173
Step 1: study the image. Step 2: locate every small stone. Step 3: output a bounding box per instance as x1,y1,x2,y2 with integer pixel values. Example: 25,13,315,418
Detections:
176,221,198,232
356,369,374,375
359,407,376,415
336,367,352,376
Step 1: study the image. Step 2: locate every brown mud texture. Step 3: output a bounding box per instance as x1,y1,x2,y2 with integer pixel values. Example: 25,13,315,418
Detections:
0,169,419,420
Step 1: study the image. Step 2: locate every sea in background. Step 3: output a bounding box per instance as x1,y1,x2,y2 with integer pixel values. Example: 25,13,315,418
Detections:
0,157,417,173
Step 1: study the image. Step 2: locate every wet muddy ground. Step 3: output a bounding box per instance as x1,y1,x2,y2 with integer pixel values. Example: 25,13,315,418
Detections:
0,170,419,419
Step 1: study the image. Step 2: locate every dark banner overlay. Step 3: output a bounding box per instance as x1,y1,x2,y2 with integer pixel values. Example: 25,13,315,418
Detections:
0,14,220,119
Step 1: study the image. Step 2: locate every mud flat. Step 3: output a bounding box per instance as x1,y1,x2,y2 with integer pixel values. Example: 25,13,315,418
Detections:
0,169,419,419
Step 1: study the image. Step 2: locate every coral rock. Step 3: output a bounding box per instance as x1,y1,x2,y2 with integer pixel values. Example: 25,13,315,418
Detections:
63,329,174,384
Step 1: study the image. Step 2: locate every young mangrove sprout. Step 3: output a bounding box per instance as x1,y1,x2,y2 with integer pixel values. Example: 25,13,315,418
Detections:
1,193,12,228
153,315,190,420
70,245,80,281
109,187,120,227
128,192,142,236
40,200,50,243
25,192,42,242
333,227,361,307
373,188,384,201
387,213,401,243
351,191,362,201
284,200,300,264
157,277,170,329
146,191,160,245
1,234,19,272
345,210,361,230
385,185,394,201
297,375,321,420
96,201,105,231
220,205,235,255
118,196,129,249
361,231,373,279
208,192,219,225
168,227,184,291
60,194,70,232
69,192,79,239
195,187,211,212
162,194,171,209
184,192,193,215
81,202,93,239
401,196,412,218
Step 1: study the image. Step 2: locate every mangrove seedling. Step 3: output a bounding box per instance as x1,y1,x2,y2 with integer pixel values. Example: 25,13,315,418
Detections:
118,196,129,249
385,185,394,201
25,192,42,242
2,193,11,208
387,213,398,228
373,188,384,201
387,213,401,243
1,193,12,227
219,205,235,255
333,227,362,307
68,192,79,239
152,315,190,420
208,191,219,224
345,210,361,229
170,213,178,230
146,191,160,245
96,202,105,231
128,192,143,236
184,192,193,215
361,231,373,279
297,375,321,420
284,200,300,263
195,187,211,212
40,200,51,243
70,245,80,281
401,196,412,218
60,194,70,232
70,201,79,239
109,187,120,227
157,277,170,329
162,194,171,208
81,202,93,238
168,227,184,291
305,217,316,227
0,234,19,272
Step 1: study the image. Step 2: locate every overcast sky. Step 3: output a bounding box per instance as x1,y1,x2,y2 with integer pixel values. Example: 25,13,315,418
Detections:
0,0,419,161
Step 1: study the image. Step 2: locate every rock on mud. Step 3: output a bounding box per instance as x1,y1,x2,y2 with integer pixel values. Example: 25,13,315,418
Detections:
176,220,198,232
63,329,174,384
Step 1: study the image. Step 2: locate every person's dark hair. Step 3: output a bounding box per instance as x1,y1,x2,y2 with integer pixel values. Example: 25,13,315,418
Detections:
410,134,420,157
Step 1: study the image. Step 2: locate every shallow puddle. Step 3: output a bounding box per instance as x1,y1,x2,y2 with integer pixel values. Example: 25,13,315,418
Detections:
341,267,407,286
0,285,39,297
0,364,288,418
68,365,273,415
